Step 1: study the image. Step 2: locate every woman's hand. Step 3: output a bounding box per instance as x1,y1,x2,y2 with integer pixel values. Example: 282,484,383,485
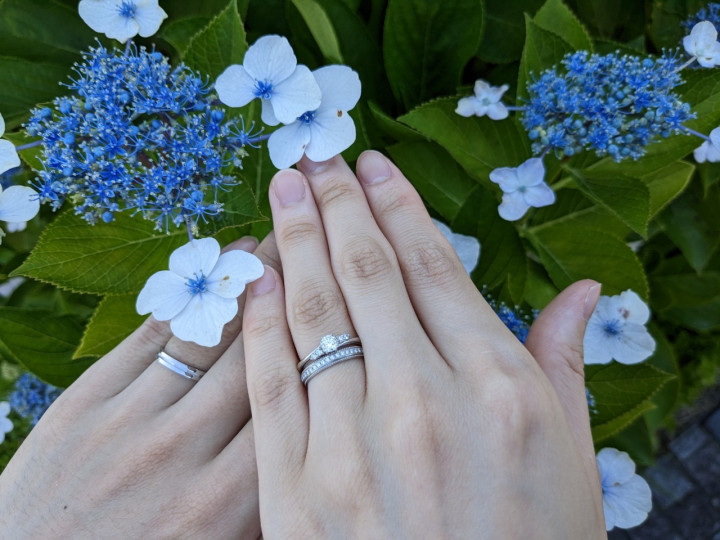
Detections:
0,235,281,538
242,152,606,539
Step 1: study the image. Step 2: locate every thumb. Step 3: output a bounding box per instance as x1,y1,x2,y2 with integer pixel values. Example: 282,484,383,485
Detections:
524,279,601,469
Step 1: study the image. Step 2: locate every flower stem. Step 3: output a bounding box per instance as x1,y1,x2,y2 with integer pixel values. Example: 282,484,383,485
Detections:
674,57,696,73
184,214,194,242
247,133,271,144
505,105,526,111
124,39,133,56
680,125,710,141
15,140,42,151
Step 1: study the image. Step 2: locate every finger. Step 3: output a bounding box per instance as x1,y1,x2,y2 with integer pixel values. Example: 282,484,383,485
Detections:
296,156,437,386
524,280,601,483
269,169,364,411
244,265,308,480
354,150,528,371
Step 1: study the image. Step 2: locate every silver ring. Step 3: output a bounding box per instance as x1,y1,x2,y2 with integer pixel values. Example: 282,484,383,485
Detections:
300,345,364,386
297,333,361,372
156,351,206,381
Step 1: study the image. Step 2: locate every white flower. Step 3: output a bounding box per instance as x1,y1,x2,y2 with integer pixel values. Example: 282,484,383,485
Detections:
583,289,656,365
78,0,167,43
0,402,13,444
683,21,720,67
0,184,40,242
455,80,509,120
489,158,555,221
431,218,480,274
596,448,652,531
0,113,21,175
0,277,25,298
215,35,321,126
693,127,720,162
5,221,26,233
136,238,264,347
268,65,361,169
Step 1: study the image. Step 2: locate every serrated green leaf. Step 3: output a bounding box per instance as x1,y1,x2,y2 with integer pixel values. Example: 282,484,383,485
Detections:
0,307,94,388
572,0,647,42
644,324,680,432
75,295,145,359
368,102,424,142
534,0,593,52
477,0,544,64
383,0,483,110
159,17,215,56
642,160,694,219
602,417,654,466
652,269,720,332
198,176,266,236
290,0,343,62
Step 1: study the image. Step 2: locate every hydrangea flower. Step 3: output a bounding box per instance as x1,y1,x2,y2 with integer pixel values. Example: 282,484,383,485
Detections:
683,3,720,32
26,43,254,230
489,158,555,221
268,65,361,169
0,184,40,241
215,35,321,126
522,51,694,161
0,113,21,175
0,402,13,444
596,447,652,531
683,21,720,67
455,80,509,120
693,126,720,162
431,218,480,273
136,237,264,347
583,289,656,365
9,373,62,426
79,0,167,43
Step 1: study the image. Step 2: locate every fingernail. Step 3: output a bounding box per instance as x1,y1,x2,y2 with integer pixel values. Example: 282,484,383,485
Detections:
300,156,331,174
273,170,306,207
251,266,276,296
236,235,258,252
583,282,602,320
358,151,391,185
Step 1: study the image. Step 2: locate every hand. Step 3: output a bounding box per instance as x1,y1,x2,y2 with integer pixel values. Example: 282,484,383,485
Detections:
0,235,281,538
242,152,606,538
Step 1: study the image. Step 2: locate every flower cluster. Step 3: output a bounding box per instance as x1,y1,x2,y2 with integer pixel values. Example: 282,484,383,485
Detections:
483,291,535,344
683,3,720,32
522,51,694,161
8,373,62,426
26,43,255,230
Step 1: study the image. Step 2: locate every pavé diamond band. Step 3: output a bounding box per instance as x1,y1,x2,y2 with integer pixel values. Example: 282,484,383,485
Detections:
300,345,364,386
297,333,361,372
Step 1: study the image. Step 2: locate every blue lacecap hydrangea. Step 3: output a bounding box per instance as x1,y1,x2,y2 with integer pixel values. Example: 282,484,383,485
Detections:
521,51,694,161
9,373,62,426
26,42,259,230
683,3,720,31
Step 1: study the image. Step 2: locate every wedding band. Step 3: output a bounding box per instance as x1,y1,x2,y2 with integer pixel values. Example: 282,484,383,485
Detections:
300,345,364,386
156,351,206,381
297,333,361,372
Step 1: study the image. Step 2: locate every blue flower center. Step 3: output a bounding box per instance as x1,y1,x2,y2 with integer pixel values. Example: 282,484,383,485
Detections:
299,110,317,124
603,319,622,336
254,80,274,100
517,185,527,193
118,1,137,18
186,273,208,295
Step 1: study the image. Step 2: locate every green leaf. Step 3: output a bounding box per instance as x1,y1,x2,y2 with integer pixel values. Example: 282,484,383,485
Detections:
159,17,215,56
652,270,720,332
199,176,266,236
383,0,483,109
644,324,680,433
181,0,247,80
587,362,673,442
602,417,654,466
571,0,647,42
368,102,424,142
387,141,477,222
642,160,694,219
527,222,648,298
290,0,343,62
534,0,593,52
524,259,559,309
0,307,94,388
477,0,544,64
75,295,145,359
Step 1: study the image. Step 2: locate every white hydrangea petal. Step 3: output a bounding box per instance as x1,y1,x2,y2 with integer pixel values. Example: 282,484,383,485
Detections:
0,139,21,175
0,417,12,443
700,40,720,67
5,221,26,233
133,0,167,37
709,127,720,149
243,35,297,83
473,79,491,97
207,249,265,298
486,102,509,120
597,448,636,483
79,0,119,34
694,141,710,162
261,99,280,126
486,83,509,102
524,182,556,208
455,96,478,117
613,324,656,364
168,238,221,279
489,167,520,192
618,290,650,324
0,276,25,298
608,476,652,529
271,65,322,124
684,21,718,57
170,293,238,347
498,191,531,221
313,65,361,112
135,271,190,320
516,157,546,187
268,122,311,169
305,107,356,163
0,401,9,416
0,186,39,222
215,65,257,108
583,319,615,364
0,113,5,137
432,218,481,274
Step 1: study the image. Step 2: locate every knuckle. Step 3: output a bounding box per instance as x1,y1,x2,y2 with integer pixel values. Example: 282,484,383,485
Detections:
291,282,345,329
316,178,357,210
338,236,397,283
252,364,298,412
244,313,285,339
373,186,413,218
401,240,461,289
276,218,321,249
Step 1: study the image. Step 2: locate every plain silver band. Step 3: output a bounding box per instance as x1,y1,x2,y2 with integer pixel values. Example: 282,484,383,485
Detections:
300,346,364,386
297,334,362,372
156,351,206,381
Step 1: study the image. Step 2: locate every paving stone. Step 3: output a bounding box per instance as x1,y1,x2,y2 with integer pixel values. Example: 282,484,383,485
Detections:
707,408,720,442
664,490,720,538
643,454,694,509
608,529,632,540
669,426,720,496
669,425,709,460
626,511,682,540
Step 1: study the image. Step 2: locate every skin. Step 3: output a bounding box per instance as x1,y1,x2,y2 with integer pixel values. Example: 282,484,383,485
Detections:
0,151,606,538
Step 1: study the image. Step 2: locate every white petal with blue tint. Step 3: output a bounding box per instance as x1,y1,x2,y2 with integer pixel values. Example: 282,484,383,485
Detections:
431,218,480,274
270,65,322,125
242,35,297,83
0,140,20,175
207,249,265,298
268,121,312,169
524,182,556,208
305,108,356,163
170,293,239,347
215,65,258,108
498,191,531,221
597,448,652,531
169,238,220,279
0,186,40,223
135,271,190,321
313,65,362,112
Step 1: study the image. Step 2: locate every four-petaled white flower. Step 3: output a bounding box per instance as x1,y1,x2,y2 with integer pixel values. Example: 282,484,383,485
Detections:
683,21,720,67
0,402,13,444
455,80,510,120
268,65,361,169
215,35,322,126
0,184,40,243
136,238,264,347
79,0,167,43
596,447,652,531
489,158,555,221
431,218,481,274
693,126,720,162
0,113,20,176
584,289,656,365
